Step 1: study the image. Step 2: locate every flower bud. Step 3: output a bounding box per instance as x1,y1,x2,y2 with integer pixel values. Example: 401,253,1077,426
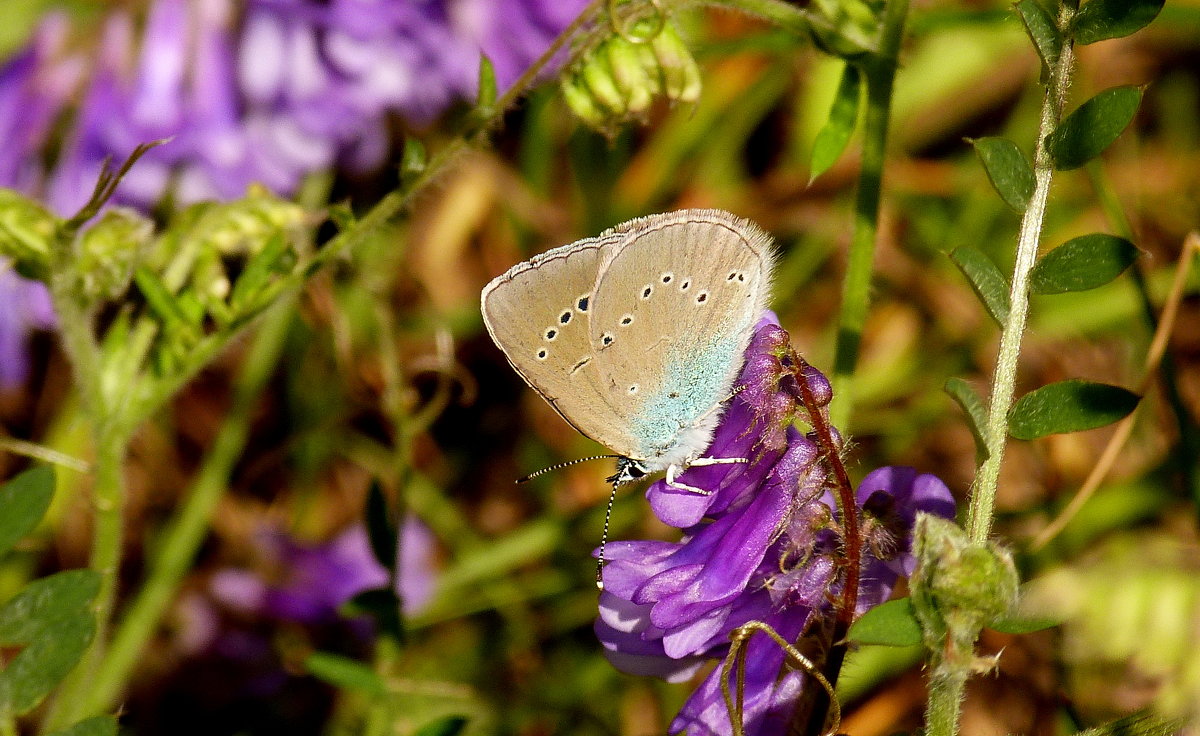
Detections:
76,208,154,300
560,21,701,134
910,514,1019,653
0,189,58,281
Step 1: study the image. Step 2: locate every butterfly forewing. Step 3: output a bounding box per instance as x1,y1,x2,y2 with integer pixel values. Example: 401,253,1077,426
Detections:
587,210,774,463
481,235,639,454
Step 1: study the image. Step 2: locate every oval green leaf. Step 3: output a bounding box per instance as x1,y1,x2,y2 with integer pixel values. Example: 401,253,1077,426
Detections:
972,137,1035,211
1008,379,1140,440
305,652,387,696
1072,0,1165,45
944,378,990,462
1030,233,1141,294
0,570,101,715
0,466,55,559
847,597,923,647
990,613,1062,634
415,716,470,736
810,64,861,182
46,715,119,736
950,246,1010,326
1016,0,1062,69
1047,86,1142,170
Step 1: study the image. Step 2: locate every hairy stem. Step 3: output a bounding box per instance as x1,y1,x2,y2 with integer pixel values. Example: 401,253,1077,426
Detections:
966,7,1075,544
927,4,1077,734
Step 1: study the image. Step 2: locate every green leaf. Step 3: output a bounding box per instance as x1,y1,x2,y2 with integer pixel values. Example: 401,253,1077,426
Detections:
809,64,861,182
45,715,119,736
133,266,190,331
0,569,101,715
846,598,923,647
1077,709,1186,736
365,480,396,572
944,378,990,462
971,137,1035,211
1030,233,1140,294
476,55,497,116
414,716,469,736
343,587,405,643
1008,379,1140,440
990,613,1061,634
1072,0,1165,44
402,137,427,181
229,232,290,311
1016,0,1062,69
1046,86,1143,170
0,466,55,558
950,246,1010,326
305,652,386,696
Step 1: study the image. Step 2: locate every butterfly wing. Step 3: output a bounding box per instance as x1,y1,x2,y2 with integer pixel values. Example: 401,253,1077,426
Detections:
481,234,640,456
587,209,775,466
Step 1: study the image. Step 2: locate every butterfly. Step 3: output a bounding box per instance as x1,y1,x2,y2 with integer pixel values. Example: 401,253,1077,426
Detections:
481,209,774,492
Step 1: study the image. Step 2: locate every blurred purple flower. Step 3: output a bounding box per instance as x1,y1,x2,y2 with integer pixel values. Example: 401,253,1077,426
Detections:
0,15,78,388
0,0,588,385
35,0,591,213
595,316,956,736
211,518,437,625
0,268,56,388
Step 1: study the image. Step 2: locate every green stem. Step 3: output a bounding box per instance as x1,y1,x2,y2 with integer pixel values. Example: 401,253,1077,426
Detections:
926,5,1077,734
42,423,131,731
83,304,294,714
965,7,1075,544
924,667,969,736
829,0,908,430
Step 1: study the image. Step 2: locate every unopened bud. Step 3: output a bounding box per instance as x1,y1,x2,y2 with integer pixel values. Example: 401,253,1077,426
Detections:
76,208,154,300
910,514,1018,652
0,189,58,281
560,21,701,134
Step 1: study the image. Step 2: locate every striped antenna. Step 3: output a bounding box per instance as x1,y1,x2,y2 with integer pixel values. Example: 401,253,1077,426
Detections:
596,478,620,590
516,454,621,484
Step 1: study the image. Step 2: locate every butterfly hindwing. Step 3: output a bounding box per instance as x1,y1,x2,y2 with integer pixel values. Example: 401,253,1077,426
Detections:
481,234,639,455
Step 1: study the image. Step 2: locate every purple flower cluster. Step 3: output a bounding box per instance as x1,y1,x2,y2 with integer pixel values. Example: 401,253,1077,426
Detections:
595,316,955,735
0,0,587,388
14,0,588,214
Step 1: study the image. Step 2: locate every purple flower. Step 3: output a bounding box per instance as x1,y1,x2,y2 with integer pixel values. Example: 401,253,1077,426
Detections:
0,15,78,388
0,268,55,388
211,518,437,625
595,316,956,736
1,0,589,385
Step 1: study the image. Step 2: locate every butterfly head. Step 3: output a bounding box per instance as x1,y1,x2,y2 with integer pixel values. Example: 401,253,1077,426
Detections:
606,456,650,486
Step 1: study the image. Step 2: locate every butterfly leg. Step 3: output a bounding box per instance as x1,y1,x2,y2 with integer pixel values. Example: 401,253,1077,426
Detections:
664,457,748,495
